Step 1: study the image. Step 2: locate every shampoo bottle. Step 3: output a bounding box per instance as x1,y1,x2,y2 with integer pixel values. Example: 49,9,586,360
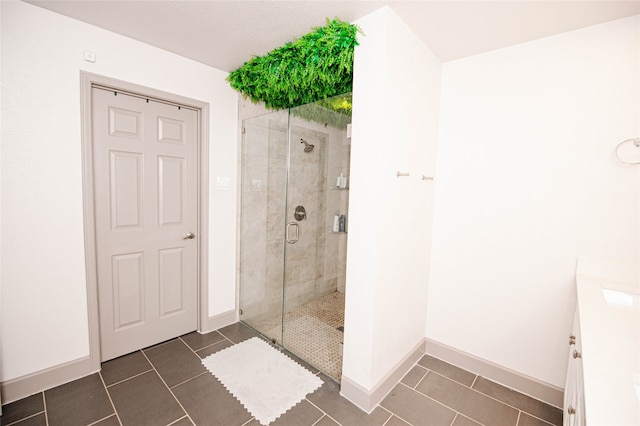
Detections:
333,215,340,232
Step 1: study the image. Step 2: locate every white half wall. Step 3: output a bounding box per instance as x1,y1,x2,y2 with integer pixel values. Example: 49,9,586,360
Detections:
342,6,441,408
1,0,238,383
428,15,640,389
0,0,4,409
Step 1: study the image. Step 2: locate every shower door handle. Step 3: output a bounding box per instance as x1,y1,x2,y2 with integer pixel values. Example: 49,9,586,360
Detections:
286,222,299,244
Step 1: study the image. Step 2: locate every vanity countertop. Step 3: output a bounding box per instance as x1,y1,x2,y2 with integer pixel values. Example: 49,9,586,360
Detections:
576,258,640,425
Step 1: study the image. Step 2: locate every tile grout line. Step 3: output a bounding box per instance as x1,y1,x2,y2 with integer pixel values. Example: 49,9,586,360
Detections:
410,366,430,390
169,371,209,390
430,369,560,426
474,389,558,425
395,380,467,421
140,348,196,426
459,412,487,425
304,397,345,426
178,332,226,356
469,377,561,425
379,406,415,426
217,331,242,346
518,411,557,426
87,414,120,426
3,409,47,426
377,404,409,426
99,370,124,426
42,391,49,426
376,405,395,426
167,414,192,425
372,405,398,426
412,368,430,390
410,371,486,407
423,370,550,423
240,416,256,425
470,374,479,388
449,413,459,426
420,366,477,389
161,336,219,390
104,368,155,389
310,414,326,426
387,382,463,426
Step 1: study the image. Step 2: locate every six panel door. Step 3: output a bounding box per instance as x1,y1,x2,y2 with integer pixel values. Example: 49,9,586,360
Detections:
92,87,198,361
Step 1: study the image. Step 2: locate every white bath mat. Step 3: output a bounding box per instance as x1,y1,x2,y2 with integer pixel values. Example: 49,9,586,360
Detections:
201,337,323,425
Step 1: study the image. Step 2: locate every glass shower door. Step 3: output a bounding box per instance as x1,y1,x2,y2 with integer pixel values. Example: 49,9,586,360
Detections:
238,109,289,344
280,102,350,381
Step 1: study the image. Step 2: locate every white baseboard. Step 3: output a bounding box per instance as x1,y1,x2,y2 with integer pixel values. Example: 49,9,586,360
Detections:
1,311,237,405
203,309,237,333
1,356,96,405
425,338,563,408
340,338,426,413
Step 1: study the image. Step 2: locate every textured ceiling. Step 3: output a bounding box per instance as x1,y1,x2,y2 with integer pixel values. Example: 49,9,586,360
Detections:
26,0,640,72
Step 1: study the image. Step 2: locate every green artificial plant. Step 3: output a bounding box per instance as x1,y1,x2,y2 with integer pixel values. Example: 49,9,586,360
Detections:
227,18,360,112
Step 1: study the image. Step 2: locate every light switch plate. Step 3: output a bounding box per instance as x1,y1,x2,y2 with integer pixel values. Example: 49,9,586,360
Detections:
84,51,96,63
216,176,230,191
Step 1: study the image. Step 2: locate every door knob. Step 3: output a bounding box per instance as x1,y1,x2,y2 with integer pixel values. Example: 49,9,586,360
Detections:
183,232,196,240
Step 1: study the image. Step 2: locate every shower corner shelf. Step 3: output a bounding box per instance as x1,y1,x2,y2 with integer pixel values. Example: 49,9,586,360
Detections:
329,186,349,190
329,231,348,234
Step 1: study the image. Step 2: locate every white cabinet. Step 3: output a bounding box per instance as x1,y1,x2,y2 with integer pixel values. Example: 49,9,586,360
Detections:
564,310,585,426
574,258,640,425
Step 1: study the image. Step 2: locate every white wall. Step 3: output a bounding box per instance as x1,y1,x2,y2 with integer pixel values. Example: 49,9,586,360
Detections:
343,6,441,396
0,0,4,405
428,15,640,388
1,1,238,382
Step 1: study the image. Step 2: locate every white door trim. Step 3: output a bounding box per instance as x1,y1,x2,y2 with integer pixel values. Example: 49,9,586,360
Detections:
80,71,210,371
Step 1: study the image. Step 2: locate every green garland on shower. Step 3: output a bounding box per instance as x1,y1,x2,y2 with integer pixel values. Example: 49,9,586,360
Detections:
226,18,360,112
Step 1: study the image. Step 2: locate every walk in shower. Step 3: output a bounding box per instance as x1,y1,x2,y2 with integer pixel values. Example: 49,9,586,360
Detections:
239,94,351,381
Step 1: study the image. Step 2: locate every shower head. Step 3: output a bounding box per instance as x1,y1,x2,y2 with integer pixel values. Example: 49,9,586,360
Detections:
300,138,315,153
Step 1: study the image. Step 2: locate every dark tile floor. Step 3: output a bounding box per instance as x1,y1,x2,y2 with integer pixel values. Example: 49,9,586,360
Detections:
1,323,562,426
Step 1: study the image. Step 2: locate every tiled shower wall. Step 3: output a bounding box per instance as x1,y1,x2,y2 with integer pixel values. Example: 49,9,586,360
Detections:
238,99,350,327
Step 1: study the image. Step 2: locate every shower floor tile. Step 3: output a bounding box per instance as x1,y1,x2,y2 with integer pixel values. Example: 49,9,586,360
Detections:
249,291,345,381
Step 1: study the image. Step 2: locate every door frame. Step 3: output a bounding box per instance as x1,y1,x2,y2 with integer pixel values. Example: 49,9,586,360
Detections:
80,72,210,371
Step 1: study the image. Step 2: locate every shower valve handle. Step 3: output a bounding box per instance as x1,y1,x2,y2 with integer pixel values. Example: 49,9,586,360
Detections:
286,222,299,244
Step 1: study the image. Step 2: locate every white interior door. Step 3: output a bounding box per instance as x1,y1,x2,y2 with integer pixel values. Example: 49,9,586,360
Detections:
92,87,198,361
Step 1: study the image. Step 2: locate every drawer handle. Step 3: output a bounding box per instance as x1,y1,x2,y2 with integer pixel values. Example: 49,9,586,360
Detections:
573,350,582,359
